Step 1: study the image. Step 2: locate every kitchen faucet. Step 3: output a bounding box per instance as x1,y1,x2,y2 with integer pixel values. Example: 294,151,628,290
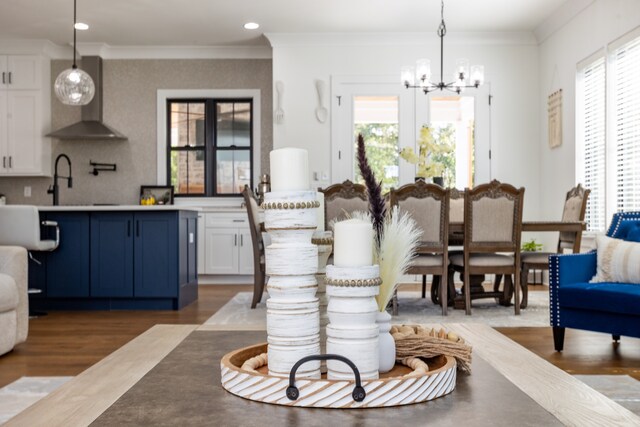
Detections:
47,154,73,206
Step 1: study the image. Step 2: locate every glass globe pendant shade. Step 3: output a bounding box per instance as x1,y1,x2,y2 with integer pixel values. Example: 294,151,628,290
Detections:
54,67,95,106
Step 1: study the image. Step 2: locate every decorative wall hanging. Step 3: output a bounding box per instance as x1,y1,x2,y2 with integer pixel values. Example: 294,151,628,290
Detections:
548,89,563,149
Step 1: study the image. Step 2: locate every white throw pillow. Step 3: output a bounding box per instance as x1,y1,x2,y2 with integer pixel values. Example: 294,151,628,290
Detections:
591,235,640,284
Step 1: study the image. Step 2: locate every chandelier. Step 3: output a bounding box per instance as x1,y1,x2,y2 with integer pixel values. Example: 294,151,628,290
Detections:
54,0,95,106
402,0,484,94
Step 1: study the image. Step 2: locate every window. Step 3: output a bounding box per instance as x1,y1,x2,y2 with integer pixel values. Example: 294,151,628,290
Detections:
612,35,640,214
353,96,400,192
167,99,253,197
429,96,475,188
577,29,640,231
578,56,606,231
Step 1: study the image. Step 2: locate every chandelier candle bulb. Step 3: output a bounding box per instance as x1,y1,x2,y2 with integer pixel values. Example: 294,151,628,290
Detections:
270,148,310,191
333,219,373,267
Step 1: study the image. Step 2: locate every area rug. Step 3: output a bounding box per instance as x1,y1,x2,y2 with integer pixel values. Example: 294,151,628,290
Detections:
202,289,551,330
0,376,72,425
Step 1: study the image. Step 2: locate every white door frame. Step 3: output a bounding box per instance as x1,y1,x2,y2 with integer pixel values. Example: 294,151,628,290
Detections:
331,75,491,188
330,75,416,185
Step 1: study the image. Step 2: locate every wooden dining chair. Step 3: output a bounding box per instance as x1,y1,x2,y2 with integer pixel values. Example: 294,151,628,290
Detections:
390,181,450,315
449,180,525,315
242,186,267,309
318,180,368,230
519,184,590,308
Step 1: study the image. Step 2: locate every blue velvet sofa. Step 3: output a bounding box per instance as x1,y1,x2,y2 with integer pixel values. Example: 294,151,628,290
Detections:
549,211,640,351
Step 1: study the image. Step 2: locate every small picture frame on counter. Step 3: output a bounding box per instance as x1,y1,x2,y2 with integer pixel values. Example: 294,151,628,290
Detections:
140,185,174,205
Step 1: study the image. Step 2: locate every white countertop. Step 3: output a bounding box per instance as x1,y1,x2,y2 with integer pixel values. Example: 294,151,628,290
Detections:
38,205,200,212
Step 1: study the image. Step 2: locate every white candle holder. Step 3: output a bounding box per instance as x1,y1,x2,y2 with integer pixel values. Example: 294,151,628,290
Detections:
325,264,381,380
264,191,321,379
312,230,333,373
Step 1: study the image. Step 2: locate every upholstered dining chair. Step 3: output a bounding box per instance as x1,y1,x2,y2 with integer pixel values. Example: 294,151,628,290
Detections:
318,180,368,230
519,184,590,308
242,186,266,309
449,180,525,315
431,188,464,306
390,181,450,315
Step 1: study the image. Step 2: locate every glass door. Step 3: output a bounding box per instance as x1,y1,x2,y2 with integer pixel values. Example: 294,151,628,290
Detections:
331,77,415,188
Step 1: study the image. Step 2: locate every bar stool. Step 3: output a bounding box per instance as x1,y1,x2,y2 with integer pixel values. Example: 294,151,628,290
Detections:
0,206,60,316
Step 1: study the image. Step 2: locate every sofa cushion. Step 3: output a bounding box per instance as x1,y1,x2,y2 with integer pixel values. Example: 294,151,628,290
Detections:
559,282,640,317
592,235,640,284
0,273,18,312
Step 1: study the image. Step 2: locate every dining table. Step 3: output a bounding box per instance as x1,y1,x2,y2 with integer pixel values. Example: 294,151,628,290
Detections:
444,220,586,309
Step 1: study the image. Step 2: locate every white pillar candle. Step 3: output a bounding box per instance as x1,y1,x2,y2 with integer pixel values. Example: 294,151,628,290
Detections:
270,148,310,191
316,192,325,232
333,219,373,267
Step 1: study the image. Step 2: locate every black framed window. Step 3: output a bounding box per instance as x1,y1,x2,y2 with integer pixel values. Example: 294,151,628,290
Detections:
167,99,253,197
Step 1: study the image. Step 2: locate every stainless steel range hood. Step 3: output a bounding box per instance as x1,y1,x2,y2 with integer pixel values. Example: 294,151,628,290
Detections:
47,56,127,140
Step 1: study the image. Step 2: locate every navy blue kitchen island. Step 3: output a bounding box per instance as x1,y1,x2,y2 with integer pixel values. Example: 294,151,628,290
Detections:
29,206,198,310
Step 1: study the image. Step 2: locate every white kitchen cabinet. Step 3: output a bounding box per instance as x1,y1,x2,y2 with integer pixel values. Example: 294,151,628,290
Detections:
4,56,41,90
199,211,255,277
238,229,254,275
197,214,206,274
205,228,239,275
0,54,50,176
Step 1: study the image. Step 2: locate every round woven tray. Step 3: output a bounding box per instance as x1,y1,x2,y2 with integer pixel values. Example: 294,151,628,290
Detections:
220,343,457,408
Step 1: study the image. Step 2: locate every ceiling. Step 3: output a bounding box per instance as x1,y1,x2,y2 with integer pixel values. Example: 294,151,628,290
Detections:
0,0,569,47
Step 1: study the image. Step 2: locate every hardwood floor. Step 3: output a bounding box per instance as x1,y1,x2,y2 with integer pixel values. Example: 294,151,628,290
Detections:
1,285,639,388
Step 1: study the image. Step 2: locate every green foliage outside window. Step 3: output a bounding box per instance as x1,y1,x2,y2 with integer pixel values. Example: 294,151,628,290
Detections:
354,123,399,193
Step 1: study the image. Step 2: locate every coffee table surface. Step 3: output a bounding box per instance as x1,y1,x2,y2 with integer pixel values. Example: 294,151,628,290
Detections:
6,324,638,427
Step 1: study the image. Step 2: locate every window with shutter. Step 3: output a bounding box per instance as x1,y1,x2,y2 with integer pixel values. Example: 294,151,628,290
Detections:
578,56,606,231
576,29,640,232
612,35,640,214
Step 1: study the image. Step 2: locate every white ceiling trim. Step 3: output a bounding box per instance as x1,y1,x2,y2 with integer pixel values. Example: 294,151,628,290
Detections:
534,0,595,44
74,43,272,59
265,32,538,48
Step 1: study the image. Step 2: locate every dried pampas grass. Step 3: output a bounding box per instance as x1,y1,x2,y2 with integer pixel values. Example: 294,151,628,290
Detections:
375,206,421,312
330,208,420,313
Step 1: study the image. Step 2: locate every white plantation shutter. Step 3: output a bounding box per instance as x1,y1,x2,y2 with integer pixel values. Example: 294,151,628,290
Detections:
579,56,606,231
612,35,640,214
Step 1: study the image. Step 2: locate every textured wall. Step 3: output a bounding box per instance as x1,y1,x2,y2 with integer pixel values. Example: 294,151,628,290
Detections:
0,58,272,205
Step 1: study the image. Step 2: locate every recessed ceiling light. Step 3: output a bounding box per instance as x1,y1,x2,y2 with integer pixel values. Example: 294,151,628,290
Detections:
244,22,259,30
74,22,89,30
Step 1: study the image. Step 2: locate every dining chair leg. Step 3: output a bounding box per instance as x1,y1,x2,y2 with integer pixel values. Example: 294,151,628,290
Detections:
430,276,439,305
502,275,513,306
441,270,448,316
251,270,265,309
520,265,529,309
464,269,471,315
514,266,521,315
493,274,503,293
421,275,427,298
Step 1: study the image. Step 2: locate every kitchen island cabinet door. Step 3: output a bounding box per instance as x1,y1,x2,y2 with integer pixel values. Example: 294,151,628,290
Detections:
47,212,90,297
90,213,134,297
134,212,178,298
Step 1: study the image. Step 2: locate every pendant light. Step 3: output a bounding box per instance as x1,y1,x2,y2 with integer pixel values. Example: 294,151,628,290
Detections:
54,0,95,106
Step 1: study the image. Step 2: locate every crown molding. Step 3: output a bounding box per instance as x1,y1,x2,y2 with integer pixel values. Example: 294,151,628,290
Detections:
0,39,73,57
265,32,537,47
534,0,595,44
73,43,271,59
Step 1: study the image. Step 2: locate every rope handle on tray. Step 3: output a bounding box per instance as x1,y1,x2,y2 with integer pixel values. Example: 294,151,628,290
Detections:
286,354,366,402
